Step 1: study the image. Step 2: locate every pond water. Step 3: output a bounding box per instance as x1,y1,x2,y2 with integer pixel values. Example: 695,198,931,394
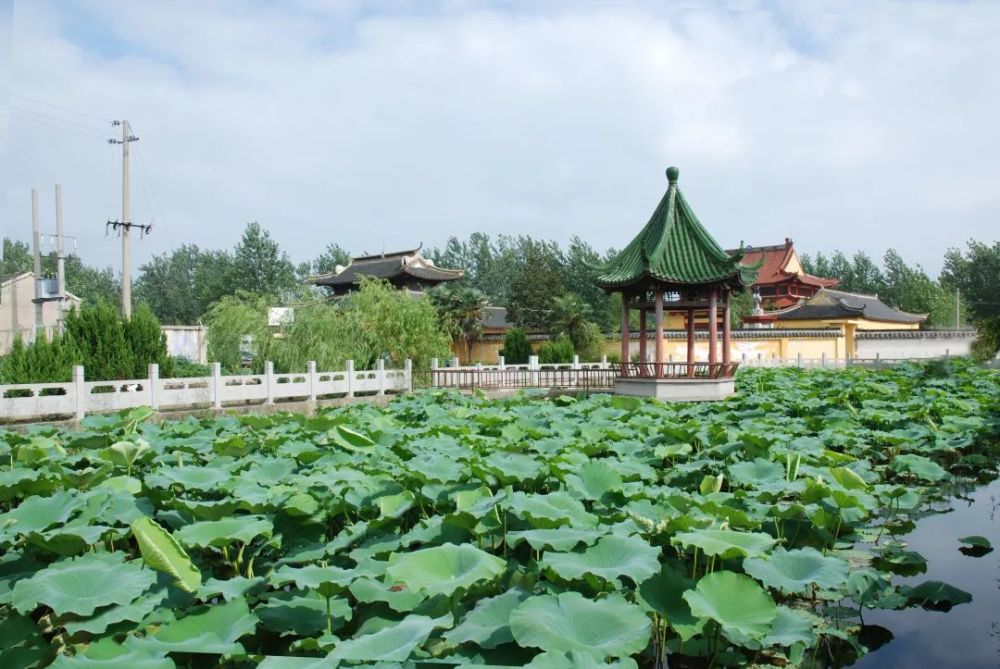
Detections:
851,475,1000,668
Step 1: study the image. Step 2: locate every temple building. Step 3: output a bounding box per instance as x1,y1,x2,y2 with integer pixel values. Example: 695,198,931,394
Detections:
310,247,463,297
727,238,838,309
595,166,759,401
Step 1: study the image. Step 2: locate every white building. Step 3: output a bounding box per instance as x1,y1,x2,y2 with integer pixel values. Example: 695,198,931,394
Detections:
0,272,81,353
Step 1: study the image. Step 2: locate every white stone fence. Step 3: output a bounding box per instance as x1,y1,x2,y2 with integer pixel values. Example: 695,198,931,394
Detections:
0,360,412,423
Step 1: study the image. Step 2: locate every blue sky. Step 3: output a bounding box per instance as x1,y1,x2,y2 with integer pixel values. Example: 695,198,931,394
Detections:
2,0,999,276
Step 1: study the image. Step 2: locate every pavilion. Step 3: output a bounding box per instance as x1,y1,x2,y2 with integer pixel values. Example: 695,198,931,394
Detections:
594,167,759,401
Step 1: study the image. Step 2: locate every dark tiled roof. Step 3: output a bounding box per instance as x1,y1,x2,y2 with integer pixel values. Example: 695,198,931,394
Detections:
776,289,927,324
481,306,511,330
595,167,758,289
311,249,463,287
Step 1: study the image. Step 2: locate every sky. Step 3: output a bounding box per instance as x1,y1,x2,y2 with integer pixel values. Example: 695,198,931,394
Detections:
1,0,998,276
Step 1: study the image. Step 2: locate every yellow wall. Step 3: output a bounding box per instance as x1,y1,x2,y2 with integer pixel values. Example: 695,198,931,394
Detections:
772,318,920,331
457,332,844,365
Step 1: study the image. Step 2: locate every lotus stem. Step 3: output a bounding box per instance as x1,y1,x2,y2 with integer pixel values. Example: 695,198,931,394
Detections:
325,595,333,636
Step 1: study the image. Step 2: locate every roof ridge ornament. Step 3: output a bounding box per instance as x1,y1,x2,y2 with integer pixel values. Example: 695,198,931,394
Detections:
666,166,679,186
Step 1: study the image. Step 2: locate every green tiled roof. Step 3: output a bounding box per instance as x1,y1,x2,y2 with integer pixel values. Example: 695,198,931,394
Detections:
595,167,759,289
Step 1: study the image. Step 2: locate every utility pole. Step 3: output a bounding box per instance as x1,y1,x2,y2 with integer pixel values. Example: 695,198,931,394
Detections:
31,188,43,340
107,120,145,319
55,184,66,331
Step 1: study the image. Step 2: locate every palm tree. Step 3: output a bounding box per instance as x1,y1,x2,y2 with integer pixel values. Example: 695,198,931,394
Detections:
429,286,489,363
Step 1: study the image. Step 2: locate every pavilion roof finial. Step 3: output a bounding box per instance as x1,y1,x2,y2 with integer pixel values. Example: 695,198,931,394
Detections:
666,166,679,186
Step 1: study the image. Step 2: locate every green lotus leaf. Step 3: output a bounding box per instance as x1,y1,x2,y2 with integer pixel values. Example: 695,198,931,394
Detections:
147,466,231,492
131,518,201,593
49,648,175,669
125,597,259,655
12,552,156,616
828,466,869,491
902,581,973,608
62,587,169,635
444,587,529,648
509,592,650,658
386,543,506,597
198,576,267,602
506,528,605,552
270,565,356,598
728,459,784,487
682,571,778,640
257,655,338,669
3,490,80,534
564,461,624,501
349,577,426,612
525,651,639,669
764,606,817,647
481,451,546,483
504,492,599,528
637,565,703,641
257,591,352,636
958,535,992,549
330,613,451,661
330,425,375,450
100,440,151,470
541,534,660,585
176,515,273,548
890,454,947,482
743,547,850,595
671,529,776,559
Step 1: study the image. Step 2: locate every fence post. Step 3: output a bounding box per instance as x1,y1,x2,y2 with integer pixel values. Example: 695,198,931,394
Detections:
529,355,540,386
307,360,317,403
572,355,580,370
345,360,355,398
72,365,86,422
757,352,762,367
211,362,222,410
600,355,607,369
741,353,747,367
264,361,275,405
796,352,802,368
821,352,826,367
404,359,413,392
498,355,506,371
945,348,950,358
430,358,438,388
451,356,460,368
148,363,159,410
377,359,386,396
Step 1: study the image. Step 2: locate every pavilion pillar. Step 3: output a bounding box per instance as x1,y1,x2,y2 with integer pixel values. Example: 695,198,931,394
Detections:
620,296,629,372
722,290,732,366
686,308,695,378
654,288,664,378
708,287,719,367
638,308,647,364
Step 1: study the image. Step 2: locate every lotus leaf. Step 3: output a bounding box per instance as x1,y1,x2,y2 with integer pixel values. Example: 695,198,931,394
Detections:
743,547,850,595
330,613,451,661
671,529,776,559
525,651,639,669
505,492,598,528
176,515,273,548
683,571,777,640
12,552,156,616
506,528,605,551
131,518,202,593
891,454,948,482
541,534,660,585
125,597,259,655
385,543,506,597
902,581,973,608
444,587,529,648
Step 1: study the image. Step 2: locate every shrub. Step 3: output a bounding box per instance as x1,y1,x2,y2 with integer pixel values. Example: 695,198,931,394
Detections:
538,334,575,364
169,357,211,378
500,328,532,364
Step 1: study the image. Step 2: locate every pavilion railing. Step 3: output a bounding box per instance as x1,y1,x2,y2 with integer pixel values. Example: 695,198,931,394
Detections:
417,366,617,391
618,361,739,379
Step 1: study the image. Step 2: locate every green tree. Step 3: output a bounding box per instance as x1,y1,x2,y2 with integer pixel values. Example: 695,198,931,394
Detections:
941,240,1000,359
499,328,532,364
229,222,297,297
123,304,174,377
508,243,563,329
135,245,234,324
204,292,274,373
428,285,489,363
537,334,575,364
310,243,351,275
63,301,134,380
0,333,80,384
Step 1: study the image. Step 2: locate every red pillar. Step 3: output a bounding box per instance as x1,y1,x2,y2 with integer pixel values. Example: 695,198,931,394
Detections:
722,290,732,366
686,308,695,378
638,308,647,366
654,288,664,378
708,287,718,368
620,296,629,373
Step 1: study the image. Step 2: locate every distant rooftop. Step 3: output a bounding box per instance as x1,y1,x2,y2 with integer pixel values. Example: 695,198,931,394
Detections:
311,247,464,290
774,288,927,324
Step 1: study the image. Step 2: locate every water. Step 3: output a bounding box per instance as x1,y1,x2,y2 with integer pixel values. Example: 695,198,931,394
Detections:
851,476,1000,668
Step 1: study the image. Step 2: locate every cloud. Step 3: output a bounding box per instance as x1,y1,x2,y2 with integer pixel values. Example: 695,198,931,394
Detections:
2,0,998,276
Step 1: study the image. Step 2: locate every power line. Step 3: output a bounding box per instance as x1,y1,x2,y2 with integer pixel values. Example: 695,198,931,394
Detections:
9,105,108,132
0,111,107,141
11,93,111,123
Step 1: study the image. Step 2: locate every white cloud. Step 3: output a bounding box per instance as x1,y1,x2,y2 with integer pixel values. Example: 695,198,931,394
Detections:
2,0,998,276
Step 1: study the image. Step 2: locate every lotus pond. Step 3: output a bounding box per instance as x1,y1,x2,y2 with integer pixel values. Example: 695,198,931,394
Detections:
0,361,998,669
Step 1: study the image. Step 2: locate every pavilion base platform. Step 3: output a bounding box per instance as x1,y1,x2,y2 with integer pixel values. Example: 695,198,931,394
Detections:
613,377,735,402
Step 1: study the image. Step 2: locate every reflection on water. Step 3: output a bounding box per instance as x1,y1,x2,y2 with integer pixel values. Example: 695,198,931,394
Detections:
851,477,1000,668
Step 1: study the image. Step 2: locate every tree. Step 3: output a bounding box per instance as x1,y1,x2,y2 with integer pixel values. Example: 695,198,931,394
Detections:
310,243,351,275
123,304,174,377
560,237,616,331
428,285,489,363
134,245,233,324
229,222,297,297
537,334,575,364
549,293,604,360
941,240,1000,359
0,332,80,384
499,328,532,364
63,301,134,380
507,243,563,329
